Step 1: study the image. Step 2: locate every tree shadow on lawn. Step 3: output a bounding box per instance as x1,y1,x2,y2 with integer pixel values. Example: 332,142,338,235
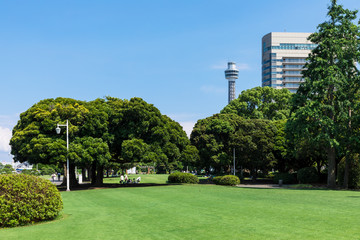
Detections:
57,183,178,192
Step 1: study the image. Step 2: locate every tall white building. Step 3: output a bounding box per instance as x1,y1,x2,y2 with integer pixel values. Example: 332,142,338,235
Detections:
262,32,317,93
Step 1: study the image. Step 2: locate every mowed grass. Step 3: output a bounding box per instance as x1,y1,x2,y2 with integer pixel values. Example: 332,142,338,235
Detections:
1,183,360,239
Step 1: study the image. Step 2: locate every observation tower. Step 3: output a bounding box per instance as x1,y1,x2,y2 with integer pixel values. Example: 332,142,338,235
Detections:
224,62,239,103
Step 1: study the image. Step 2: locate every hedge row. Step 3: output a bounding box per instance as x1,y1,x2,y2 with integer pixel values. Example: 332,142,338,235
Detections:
168,172,199,184
0,174,63,228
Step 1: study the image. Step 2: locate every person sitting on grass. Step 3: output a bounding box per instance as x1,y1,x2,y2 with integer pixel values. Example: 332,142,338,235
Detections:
136,176,141,183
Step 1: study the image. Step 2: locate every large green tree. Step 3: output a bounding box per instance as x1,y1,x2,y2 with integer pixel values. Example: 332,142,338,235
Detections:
10,98,111,186
11,97,194,184
106,97,190,173
221,86,292,120
191,114,278,176
287,0,360,188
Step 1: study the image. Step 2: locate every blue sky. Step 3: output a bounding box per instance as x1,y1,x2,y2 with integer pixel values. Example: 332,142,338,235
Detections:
0,0,359,163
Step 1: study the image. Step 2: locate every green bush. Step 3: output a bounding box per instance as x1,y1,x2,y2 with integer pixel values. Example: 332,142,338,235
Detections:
212,175,240,186
297,167,319,184
273,172,297,184
212,176,223,185
219,175,240,186
21,169,40,176
168,172,199,184
0,174,63,228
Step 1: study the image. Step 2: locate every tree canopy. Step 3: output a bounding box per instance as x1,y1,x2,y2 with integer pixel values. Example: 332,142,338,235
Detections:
10,97,193,185
221,86,292,120
287,0,360,188
191,114,279,176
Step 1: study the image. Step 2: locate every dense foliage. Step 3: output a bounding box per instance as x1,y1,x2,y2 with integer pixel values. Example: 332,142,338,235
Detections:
338,157,360,189
273,172,297,184
297,167,319,184
221,87,292,120
0,174,63,227
168,172,199,184
0,164,14,175
10,97,193,186
191,113,280,177
286,0,360,188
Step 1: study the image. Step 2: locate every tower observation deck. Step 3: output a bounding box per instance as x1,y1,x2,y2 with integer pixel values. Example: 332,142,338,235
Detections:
224,62,239,103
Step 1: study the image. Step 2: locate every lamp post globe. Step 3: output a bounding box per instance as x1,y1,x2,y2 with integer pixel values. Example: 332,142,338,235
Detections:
56,126,61,134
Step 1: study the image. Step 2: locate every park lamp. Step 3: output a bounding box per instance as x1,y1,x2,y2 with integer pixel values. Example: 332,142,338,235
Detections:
56,120,70,191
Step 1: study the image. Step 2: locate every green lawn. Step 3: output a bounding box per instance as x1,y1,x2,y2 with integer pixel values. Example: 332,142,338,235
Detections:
1,183,360,239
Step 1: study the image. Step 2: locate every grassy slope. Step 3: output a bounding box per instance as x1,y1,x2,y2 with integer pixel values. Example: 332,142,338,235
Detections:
1,184,360,239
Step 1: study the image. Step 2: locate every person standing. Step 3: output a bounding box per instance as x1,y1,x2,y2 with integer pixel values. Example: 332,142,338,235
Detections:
51,173,56,182
120,174,124,184
124,174,128,183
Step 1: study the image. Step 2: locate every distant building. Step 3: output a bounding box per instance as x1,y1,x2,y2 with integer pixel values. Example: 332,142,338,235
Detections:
262,32,317,93
224,62,239,103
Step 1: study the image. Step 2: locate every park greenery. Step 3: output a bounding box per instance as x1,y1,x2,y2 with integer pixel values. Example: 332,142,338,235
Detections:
6,0,360,189
1,183,360,239
0,174,63,227
191,0,360,189
168,172,199,184
10,97,195,186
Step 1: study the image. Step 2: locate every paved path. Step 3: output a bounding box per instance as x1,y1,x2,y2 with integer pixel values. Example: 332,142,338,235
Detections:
49,177,63,185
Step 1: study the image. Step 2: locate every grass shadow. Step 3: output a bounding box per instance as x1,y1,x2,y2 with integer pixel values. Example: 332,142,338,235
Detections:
57,183,177,191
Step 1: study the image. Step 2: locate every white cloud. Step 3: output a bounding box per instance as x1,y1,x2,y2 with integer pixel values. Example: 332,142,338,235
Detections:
237,63,251,70
0,114,19,129
200,85,226,94
0,127,11,152
179,121,196,138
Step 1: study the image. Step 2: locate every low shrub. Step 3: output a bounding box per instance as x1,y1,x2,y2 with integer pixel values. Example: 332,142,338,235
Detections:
0,174,63,228
212,176,223,185
219,175,240,186
273,172,297,184
212,175,240,186
297,167,318,184
168,172,199,184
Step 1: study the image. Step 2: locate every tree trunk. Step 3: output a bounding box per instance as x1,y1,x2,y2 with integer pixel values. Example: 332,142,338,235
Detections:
61,163,67,186
82,168,87,181
91,162,96,185
95,165,104,186
69,163,78,187
343,156,350,189
344,108,352,189
327,146,336,188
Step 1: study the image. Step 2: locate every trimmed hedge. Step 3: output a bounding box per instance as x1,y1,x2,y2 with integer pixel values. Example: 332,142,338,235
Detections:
213,175,240,186
0,174,63,228
273,172,297,184
297,167,319,184
168,172,199,184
